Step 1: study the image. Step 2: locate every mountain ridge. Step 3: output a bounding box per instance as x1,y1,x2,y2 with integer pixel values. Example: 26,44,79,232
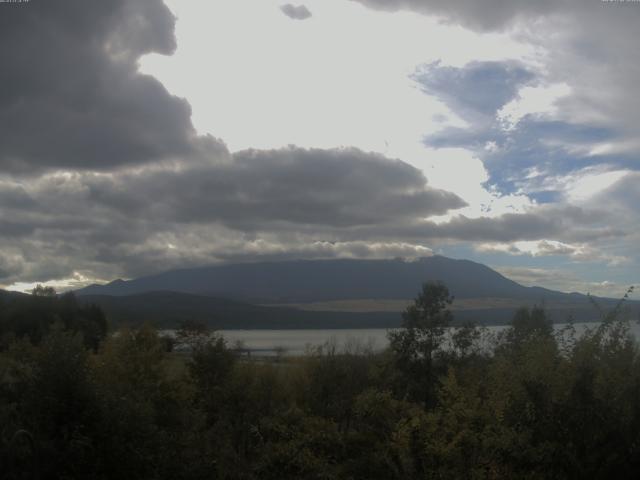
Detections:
75,255,592,303
4,256,636,329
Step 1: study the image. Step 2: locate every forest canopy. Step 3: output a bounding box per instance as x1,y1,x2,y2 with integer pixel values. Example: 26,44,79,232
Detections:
1,283,639,479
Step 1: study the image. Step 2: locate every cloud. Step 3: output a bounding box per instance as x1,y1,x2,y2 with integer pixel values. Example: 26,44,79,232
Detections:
0,0,199,173
590,171,640,214
497,83,571,131
0,1,467,286
0,136,620,287
0,252,24,281
476,240,628,267
0,145,467,284
280,3,312,20
382,205,622,244
357,0,640,180
0,156,622,287
1,0,637,290
494,266,637,299
350,0,567,32
78,146,466,229
415,60,633,199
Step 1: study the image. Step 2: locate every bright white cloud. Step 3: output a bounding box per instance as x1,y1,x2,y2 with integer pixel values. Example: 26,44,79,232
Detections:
566,169,630,203
476,239,628,267
494,266,638,299
418,148,535,220
497,83,571,131
514,165,632,206
6,272,100,294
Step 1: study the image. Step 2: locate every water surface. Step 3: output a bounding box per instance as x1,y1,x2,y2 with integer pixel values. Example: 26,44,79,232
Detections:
208,321,640,356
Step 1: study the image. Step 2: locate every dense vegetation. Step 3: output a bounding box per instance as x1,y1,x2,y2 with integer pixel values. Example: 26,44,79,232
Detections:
1,283,639,479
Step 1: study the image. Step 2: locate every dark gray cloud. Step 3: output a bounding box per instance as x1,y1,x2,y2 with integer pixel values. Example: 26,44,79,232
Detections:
341,204,623,245
350,0,568,32
589,172,640,222
429,207,621,244
1,146,466,231
280,3,312,20
168,147,465,228
0,148,623,285
0,0,198,173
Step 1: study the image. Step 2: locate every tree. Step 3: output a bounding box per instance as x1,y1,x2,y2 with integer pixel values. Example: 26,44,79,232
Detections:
188,333,237,427
0,289,107,349
388,282,453,408
31,284,57,297
504,305,553,350
175,319,210,351
451,321,483,360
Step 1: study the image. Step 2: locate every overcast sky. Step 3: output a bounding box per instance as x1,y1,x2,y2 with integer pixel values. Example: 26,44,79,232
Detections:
1,0,638,298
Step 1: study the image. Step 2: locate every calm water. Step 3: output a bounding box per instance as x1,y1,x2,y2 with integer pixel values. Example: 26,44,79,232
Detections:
190,321,640,356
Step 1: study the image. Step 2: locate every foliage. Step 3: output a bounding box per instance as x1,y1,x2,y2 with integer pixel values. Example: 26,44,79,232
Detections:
0,288,107,350
1,283,640,479
388,282,454,407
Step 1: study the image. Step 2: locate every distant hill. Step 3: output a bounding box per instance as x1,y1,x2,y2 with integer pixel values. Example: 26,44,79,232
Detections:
2,257,635,329
0,289,27,302
76,256,580,303
76,290,637,329
70,256,640,328
77,291,401,329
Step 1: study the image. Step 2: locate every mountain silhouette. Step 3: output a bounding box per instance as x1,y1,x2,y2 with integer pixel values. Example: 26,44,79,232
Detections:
77,255,583,303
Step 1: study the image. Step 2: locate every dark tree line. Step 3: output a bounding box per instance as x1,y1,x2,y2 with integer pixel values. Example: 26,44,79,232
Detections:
0,288,107,350
1,283,640,479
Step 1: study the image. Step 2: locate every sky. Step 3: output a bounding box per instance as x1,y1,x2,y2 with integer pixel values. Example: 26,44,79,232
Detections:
0,0,638,298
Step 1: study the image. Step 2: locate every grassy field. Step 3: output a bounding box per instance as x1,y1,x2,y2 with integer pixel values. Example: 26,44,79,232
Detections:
267,297,591,313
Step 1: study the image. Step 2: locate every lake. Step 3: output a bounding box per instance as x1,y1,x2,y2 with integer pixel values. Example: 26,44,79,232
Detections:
175,321,640,356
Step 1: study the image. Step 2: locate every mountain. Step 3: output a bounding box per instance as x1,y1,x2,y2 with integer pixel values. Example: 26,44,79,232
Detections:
72,256,639,328
76,256,576,303
0,289,27,302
